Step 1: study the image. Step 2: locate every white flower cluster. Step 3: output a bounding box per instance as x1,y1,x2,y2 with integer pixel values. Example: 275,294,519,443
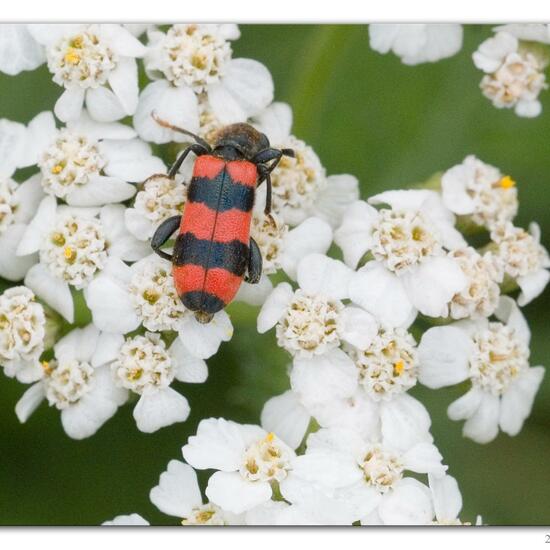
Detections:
106,149,546,525
0,23,547,526
368,24,550,119
0,23,359,443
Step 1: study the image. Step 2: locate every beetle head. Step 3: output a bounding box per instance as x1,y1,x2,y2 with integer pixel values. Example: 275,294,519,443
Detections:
213,123,270,160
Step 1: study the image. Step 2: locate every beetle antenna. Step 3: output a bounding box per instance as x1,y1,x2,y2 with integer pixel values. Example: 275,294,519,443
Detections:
151,111,211,151
281,148,295,158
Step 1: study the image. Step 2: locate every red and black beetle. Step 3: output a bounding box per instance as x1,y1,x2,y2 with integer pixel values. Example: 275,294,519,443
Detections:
150,114,294,324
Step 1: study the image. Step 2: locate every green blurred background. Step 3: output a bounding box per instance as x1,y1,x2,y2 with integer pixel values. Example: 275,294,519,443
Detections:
0,24,549,526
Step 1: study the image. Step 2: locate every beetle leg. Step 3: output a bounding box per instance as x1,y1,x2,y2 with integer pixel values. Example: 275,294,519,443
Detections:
257,165,273,215
245,237,263,284
151,215,182,261
168,143,210,179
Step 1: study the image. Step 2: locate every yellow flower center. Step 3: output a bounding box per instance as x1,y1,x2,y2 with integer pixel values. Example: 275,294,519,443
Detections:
64,49,81,65
499,175,516,189
393,360,404,375
64,246,76,263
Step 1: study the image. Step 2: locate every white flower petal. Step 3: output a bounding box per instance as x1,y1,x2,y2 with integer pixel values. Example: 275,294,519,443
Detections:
290,348,358,407
334,201,378,269
0,24,45,75
290,452,362,489
473,32,518,73
313,174,360,228
206,471,271,514
124,208,154,242
494,296,531,345
280,217,333,280
100,204,150,261
18,111,57,168
447,387,484,421
252,101,292,144
245,500,290,526
499,366,544,436
462,392,500,444
428,474,462,523
441,163,477,215
378,478,433,525
13,174,46,224
25,263,74,323
402,257,467,318
260,391,310,450
234,275,273,306
54,88,85,123
134,80,199,144
0,119,26,176
103,514,149,526
104,153,165,183
101,24,148,57
178,311,233,359
65,175,136,207
0,224,37,281
517,269,550,306
338,306,378,349
297,253,352,300
169,338,208,383
380,393,433,452
182,417,263,471
61,366,125,439
257,282,293,333
107,57,139,115
86,86,127,122
133,388,190,433
67,110,136,141
209,58,273,124
515,99,542,118
349,262,416,328
15,382,45,423
91,332,124,367
402,442,446,475
418,326,473,388
150,460,202,518
85,268,140,334
16,195,56,256
54,324,100,363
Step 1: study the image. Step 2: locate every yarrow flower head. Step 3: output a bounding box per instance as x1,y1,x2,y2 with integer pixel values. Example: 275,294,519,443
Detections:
337,191,467,326
441,155,519,229
15,324,127,439
258,254,376,358
418,297,545,443
289,427,446,525
446,247,502,320
135,24,273,144
473,32,549,117
27,24,147,122
125,174,186,242
0,286,45,382
182,418,296,514
111,332,205,433
31,111,164,206
351,326,418,402
489,222,550,306
16,196,149,322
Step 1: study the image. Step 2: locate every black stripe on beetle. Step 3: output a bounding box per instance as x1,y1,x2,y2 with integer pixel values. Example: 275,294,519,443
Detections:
181,290,227,313
173,232,249,276
187,175,255,213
